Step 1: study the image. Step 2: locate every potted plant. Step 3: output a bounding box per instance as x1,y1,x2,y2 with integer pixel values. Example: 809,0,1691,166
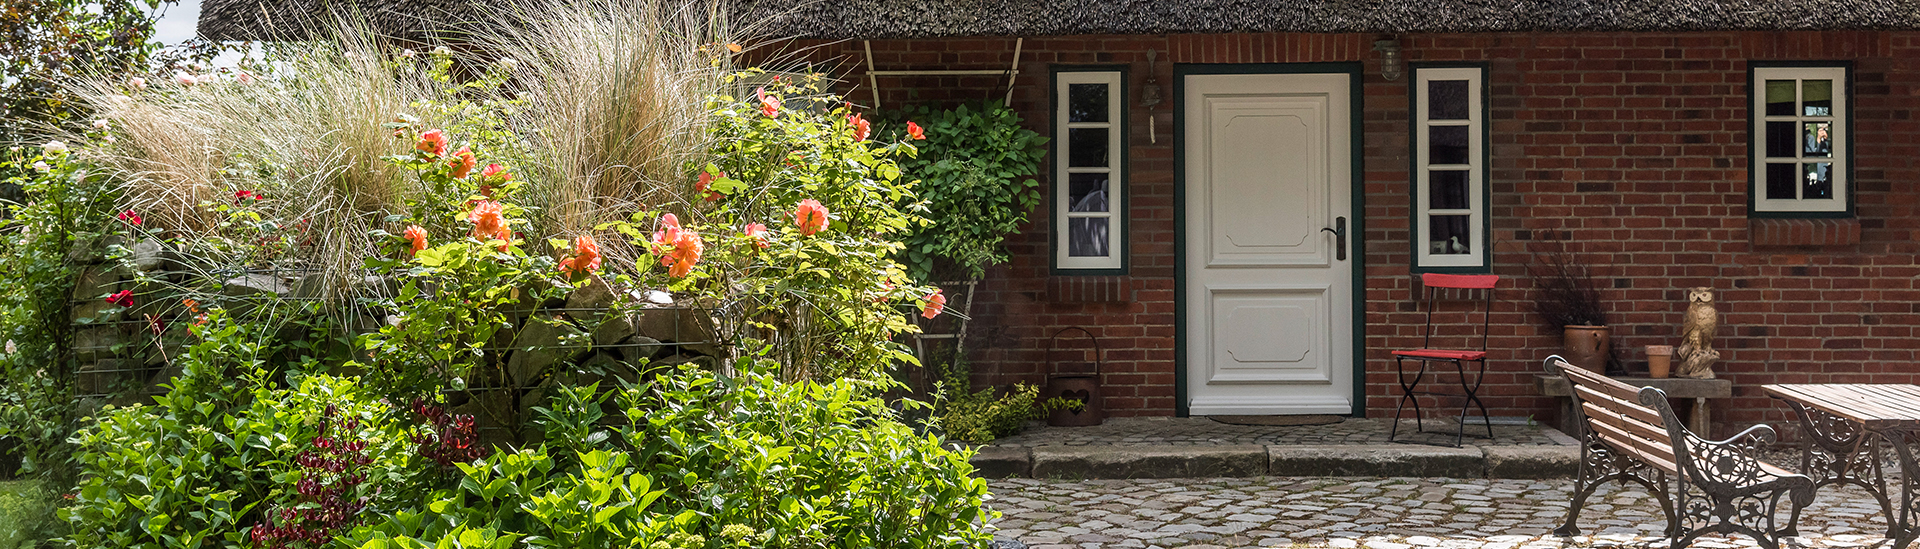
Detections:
1528,243,1615,374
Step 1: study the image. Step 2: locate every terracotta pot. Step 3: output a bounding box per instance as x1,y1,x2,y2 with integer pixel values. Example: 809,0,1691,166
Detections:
1645,345,1674,379
1561,325,1612,373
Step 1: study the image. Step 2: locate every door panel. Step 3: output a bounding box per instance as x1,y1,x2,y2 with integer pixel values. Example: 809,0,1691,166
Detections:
1184,71,1353,416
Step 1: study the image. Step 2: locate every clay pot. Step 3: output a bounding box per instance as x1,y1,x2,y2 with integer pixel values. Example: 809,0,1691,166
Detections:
1561,325,1612,373
1645,345,1674,378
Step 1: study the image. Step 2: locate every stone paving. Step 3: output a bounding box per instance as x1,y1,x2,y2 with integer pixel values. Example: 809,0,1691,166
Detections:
988,476,1896,549
987,418,1572,449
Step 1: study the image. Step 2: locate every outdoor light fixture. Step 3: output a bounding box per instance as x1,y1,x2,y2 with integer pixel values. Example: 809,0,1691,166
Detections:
1374,39,1402,81
1141,49,1164,143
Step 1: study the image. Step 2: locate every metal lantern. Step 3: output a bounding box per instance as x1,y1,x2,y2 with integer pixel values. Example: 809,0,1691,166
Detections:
1044,327,1105,427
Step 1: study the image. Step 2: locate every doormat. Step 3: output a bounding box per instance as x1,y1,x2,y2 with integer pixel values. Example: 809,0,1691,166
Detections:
1207,415,1344,427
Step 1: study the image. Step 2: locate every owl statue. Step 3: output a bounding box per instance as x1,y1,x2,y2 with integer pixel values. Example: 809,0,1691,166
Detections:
1675,287,1720,379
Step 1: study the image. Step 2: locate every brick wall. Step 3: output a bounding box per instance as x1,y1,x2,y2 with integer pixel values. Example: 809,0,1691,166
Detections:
761,31,1920,435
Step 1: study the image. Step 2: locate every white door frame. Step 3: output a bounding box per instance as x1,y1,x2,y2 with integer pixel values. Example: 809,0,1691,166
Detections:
1173,63,1366,417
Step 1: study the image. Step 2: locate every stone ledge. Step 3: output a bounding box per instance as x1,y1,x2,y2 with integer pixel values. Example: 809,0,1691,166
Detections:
1268,444,1484,478
969,446,1032,478
1029,445,1267,479
1483,446,1580,479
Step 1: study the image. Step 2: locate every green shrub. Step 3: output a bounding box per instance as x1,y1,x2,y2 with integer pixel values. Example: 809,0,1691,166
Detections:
349,364,996,549
880,102,1047,282
0,478,59,549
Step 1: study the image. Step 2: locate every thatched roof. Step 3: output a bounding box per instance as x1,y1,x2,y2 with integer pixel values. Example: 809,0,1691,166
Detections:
198,0,1920,42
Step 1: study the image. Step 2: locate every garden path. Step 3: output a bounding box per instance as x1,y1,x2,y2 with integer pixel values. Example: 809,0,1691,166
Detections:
988,476,1891,549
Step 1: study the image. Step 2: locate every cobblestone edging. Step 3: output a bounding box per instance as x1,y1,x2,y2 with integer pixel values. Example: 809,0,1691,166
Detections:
974,418,1581,479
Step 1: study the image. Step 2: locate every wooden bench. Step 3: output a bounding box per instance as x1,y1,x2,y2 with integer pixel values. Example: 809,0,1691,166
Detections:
1547,355,1814,549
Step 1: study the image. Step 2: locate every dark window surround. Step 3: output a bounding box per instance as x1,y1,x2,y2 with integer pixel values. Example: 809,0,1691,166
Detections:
1747,61,1855,219
1407,62,1492,274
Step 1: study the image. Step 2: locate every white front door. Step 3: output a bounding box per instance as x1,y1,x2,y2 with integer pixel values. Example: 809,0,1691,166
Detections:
1183,71,1355,415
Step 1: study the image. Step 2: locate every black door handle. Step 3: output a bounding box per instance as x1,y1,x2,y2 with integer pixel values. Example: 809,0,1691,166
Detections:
1319,216,1347,261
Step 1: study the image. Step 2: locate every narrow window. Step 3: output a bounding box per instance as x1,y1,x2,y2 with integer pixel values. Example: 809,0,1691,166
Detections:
1751,64,1850,216
1054,70,1125,272
1410,64,1488,272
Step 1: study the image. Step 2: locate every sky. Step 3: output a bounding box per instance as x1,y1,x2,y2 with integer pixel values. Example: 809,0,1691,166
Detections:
152,0,202,47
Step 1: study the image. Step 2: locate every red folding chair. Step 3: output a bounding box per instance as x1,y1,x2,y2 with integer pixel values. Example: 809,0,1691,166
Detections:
1389,273,1499,447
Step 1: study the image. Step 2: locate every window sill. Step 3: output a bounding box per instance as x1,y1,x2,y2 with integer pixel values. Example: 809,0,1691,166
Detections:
1748,218,1860,248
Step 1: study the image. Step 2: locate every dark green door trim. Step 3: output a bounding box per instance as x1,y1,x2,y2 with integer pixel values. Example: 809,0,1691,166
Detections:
1172,62,1367,418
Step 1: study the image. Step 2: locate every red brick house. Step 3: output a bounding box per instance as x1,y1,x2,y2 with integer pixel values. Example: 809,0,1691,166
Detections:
201,0,1920,435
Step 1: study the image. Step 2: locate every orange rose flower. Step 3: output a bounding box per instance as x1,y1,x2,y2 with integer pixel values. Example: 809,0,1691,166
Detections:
744,223,769,249
849,113,871,142
558,234,602,277
448,147,477,178
792,199,829,236
907,121,925,140
921,290,947,319
696,170,724,201
403,225,429,257
648,214,703,278
757,87,781,117
466,200,511,251
479,163,511,187
416,129,448,157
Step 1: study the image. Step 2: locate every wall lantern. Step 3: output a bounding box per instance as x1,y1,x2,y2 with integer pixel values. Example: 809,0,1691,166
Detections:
1374,39,1403,81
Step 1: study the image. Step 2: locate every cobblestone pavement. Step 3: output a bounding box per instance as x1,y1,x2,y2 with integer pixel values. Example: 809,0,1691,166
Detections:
987,418,1572,448
988,477,1895,549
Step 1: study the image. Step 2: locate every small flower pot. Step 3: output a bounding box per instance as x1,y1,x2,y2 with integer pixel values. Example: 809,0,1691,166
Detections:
1645,345,1674,379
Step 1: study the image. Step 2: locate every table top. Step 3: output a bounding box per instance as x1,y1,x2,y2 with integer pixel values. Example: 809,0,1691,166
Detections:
1762,384,1920,430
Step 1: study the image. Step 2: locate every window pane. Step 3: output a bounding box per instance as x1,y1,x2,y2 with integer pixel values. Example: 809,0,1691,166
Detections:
1068,128,1109,167
1068,173,1109,212
1428,80,1469,120
1428,215,1470,255
1766,80,1796,116
1067,217,1110,257
1804,122,1832,158
1429,170,1469,210
1069,83,1109,123
1428,125,1469,165
1766,122,1798,158
1766,162,1797,200
1804,162,1833,199
1803,80,1833,117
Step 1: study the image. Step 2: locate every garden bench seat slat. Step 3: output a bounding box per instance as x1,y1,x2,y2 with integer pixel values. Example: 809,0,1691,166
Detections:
1547,355,1815,549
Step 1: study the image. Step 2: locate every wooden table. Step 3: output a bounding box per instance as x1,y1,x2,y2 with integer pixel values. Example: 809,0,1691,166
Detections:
1763,384,1920,549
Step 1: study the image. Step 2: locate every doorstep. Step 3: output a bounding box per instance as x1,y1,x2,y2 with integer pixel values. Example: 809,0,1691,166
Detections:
968,417,1581,480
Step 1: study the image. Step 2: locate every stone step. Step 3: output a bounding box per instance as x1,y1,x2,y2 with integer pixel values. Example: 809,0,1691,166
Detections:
970,444,1580,480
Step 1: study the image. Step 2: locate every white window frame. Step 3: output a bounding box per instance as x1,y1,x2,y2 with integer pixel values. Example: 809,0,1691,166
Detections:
1751,65,1849,215
1055,70,1125,271
1411,65,1487,271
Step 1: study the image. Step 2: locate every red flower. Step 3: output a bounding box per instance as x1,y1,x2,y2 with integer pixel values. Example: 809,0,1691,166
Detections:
448,147,476,178
402,225,428,257
792,199,829,236
558,234,602,277
695,170,725,201
415,129,448,157
744,223,769,249
648,214,704,278
849,113,871,142
756,87,781,117
906,121,925,140
921,290,947,319
105,290,134,307
234,190,261,203
116,210,142,225
466,201,511,251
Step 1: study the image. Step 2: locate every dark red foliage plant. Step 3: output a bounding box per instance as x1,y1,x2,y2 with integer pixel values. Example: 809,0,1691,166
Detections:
248,405,374,549
410,399,488,468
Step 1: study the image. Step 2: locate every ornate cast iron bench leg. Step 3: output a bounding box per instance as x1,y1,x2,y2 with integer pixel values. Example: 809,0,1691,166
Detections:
1556,430,1678,538
1880,428,1920,549
1663,424,1816,549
